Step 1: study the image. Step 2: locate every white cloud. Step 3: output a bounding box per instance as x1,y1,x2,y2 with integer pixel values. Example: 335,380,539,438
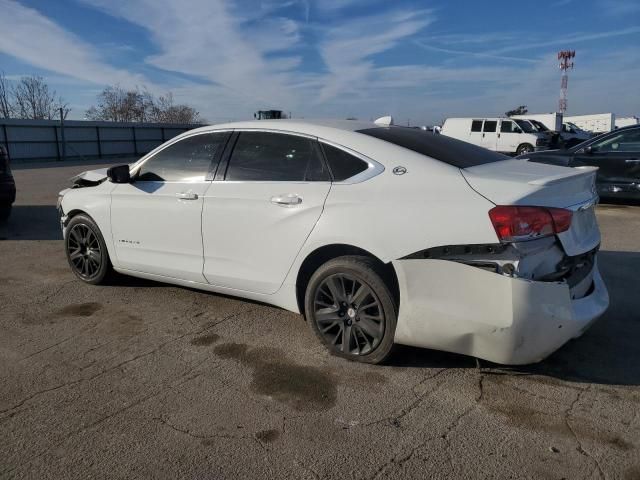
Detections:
0,0,150,89
317,8,434,101
0,0,638,124
597,0,640,15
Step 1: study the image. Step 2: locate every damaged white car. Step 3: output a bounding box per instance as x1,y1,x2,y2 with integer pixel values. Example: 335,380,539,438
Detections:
57,119,609,364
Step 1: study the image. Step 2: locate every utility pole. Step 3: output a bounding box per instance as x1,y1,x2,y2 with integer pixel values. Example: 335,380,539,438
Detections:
59,107,66,161
558,50,575,114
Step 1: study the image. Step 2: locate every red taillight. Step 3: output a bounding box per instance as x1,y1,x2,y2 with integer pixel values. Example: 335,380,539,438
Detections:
488,206,573,242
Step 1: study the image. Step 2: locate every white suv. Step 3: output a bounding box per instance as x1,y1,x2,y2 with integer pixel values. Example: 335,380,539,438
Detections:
441,117,550,155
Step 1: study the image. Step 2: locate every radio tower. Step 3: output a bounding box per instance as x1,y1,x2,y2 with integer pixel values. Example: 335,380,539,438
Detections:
558,50,575,114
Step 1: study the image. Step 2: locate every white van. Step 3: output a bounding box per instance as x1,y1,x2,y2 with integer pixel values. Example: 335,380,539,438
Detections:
441,118,550,155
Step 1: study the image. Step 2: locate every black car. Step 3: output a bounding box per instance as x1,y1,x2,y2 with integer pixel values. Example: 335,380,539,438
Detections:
521,125,640,201
0,145,16,219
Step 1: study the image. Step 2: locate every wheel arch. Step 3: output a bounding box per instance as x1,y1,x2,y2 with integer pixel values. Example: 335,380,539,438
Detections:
516,142,534,154
295,243,400,316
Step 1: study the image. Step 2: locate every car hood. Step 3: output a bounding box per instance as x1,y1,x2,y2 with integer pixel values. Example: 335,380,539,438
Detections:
70,167,109,187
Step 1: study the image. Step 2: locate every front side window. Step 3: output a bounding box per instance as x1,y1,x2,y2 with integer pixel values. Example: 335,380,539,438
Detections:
590,129,640,153
483,121,497,133
138,132,228,182
471,120,483,132
226,132,329,181
500,121,516,133
514,120,535,133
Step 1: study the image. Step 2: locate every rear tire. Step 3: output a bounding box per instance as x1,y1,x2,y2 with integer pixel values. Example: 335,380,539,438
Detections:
304,255,397,364
64,214,113,285
516,143,534,155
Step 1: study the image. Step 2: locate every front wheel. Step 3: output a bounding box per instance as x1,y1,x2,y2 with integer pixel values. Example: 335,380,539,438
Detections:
64,214,112,285
516,143,534,155
304,256,397,364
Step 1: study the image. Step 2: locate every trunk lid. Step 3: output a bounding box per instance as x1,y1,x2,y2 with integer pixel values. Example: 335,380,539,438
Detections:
462,159,600,256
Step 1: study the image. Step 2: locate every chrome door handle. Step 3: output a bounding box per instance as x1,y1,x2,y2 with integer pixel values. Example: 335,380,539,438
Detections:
271,194,302,206
176,192,198,200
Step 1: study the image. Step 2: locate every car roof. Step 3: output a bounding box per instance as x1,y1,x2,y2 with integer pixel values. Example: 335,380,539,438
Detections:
191,119,379,136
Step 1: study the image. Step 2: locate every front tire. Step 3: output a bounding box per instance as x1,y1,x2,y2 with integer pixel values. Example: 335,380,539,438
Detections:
304,256,397,364
516,143,534,155
64,214,112,285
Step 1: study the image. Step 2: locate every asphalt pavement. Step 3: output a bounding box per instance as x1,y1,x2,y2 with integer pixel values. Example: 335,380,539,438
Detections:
0,160,639,479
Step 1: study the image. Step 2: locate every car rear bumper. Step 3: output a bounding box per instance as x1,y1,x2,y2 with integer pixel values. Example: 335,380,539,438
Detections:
392,257,609,365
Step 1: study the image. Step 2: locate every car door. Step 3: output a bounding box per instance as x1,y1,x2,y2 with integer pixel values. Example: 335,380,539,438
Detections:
110,131,230,281
497,120,519,153
202,130,331,294
481,120,498,151
571,128,640,187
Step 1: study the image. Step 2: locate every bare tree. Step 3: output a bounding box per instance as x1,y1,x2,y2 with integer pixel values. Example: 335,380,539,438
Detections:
147,92,202,124
85,85,142,122
13,76,69,120
86,85,202,124
0,72,14,118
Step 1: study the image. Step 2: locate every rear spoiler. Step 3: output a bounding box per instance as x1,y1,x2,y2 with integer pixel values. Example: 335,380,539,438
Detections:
527,166,597,186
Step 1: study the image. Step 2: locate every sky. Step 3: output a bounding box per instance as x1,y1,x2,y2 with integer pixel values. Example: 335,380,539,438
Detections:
0,0,638,124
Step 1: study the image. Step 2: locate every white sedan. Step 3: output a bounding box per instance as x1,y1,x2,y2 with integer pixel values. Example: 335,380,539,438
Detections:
57,119,609,364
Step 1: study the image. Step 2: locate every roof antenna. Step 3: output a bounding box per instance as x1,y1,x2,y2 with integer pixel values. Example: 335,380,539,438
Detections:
374,115,394,126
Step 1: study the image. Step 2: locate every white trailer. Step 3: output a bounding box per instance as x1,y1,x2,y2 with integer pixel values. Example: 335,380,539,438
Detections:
564,113,615,133
511,113,563,132
615,116,639,129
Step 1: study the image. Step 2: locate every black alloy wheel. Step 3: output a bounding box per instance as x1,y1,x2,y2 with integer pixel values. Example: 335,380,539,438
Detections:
313,273,384,355
64,214,112,284
305,256,397,364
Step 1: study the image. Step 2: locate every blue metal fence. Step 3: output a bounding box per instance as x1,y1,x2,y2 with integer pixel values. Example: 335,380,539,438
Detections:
0,119,203,162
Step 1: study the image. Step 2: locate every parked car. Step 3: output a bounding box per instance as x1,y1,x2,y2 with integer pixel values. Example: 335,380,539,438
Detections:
513,118,562,149
522,124,640,201
0,145,16,220
511,113,563,132
441,117,550,155
562,122,592,147
58,120,608,365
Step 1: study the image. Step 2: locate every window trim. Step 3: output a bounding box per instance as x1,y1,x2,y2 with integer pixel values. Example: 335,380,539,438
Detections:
130,129,232,183
218,128,333,184
317,139,384,184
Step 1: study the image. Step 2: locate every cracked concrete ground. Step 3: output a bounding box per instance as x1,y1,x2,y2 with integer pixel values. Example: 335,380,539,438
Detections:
1,160,639,479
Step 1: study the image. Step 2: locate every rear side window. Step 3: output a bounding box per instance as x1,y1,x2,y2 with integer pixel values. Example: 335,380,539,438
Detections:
226,132,329,181
483,121,497,132
357,127,507,168
471,120,483,132
138,132,228,182
321,143,368,181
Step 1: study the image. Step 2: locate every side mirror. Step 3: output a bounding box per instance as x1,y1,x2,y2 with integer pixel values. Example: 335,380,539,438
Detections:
583,146,594,155
107,164,131,183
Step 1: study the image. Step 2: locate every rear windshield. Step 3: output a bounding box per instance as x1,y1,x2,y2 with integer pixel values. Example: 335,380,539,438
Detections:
356,127,507,168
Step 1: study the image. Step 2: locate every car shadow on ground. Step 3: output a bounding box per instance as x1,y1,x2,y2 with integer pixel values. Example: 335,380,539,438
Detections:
0,205,61,241
3,208,639,387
